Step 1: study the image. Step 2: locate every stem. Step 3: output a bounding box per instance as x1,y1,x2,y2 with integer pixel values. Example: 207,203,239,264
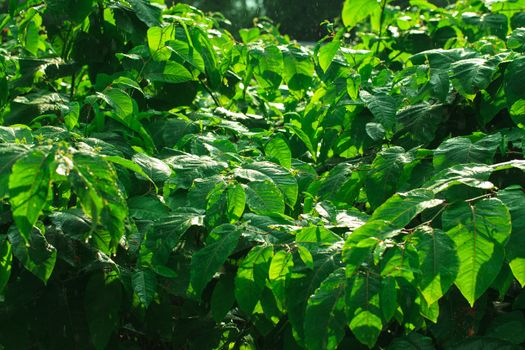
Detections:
199,75,221,107
375,0,387,55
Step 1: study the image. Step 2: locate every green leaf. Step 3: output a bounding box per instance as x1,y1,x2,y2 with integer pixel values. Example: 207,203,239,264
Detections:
132,152,172,184
85,272,122,350
395,103,444,145
190,224,242,297
319,41,340,73
433,133,501,171
504,56,525,125
380,276,397,322
370,189,443,228
343,220,399,276
362,93,398,131
252,45,283,90
342,0,380,29
283,46,314,92
296,226,343,245
211,273,235,322
265,136,292,169
69,153,127,253
414,226,459,304
128,195,169,220
442,199,511,306
0,239,12,294
388,333,435,350
226,184,245,223
235,245,273,314
167,39,205,72
365,147,414,209
144,61,193,83
497,186,525,286
268,250,294,309
450,58,497,97
508,28,525,52
98,88,133,119
244,162,298,207
128,0,161,27
147,26,174,61
245,181,285,215
486,311,525,344
304,268,346,350
8,150,54,242
8,226,56,283
0,144,30,199
346,272,383,348
132,269,157,308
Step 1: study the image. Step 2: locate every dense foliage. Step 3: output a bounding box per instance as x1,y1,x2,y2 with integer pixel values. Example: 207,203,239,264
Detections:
1,0,525,348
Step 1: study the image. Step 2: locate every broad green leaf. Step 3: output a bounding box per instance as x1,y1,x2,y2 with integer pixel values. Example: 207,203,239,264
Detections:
388,333,435,350
144,61,193,83
443,199,511,306
343,220,399,276
235,245,273,314
508,28,525,52
190,224,242,297
365,147,414,209
9,149,54,242
128,195,169,220
105,155,157,188
62,102,80,130
147,26,174,61
0,126,32,143
424,164,494,193
433,133,501,171
265,136,292,169
69,153,127,253
319,41,340,73
380,276,397,322
132,269,157,307
167,39,205,72
504,56,525,125
252,45,283,90
132,152,172,184
395,103,444,145
128,0,161,27
211,273,235,322
268,250,294,309
304,268,346,350
283,45,314,92
497,186,525,286
85,272,122,350
485,311,525,344
0,144,30,198
414,226,459,304
362,93,398,131
342,0,380,29
0,239,12,294
205,181,228,227
98,88,133,119
370,189,443,228
346,272,383,348
8,226,56,283
380,245,419,282
245,181,285,215
286,247,340,343
244,162,298,207
296,226,343,245
450,58,496,97
226,184,245,223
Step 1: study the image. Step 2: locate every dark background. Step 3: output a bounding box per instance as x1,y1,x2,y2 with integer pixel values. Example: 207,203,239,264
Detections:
173,0,345,40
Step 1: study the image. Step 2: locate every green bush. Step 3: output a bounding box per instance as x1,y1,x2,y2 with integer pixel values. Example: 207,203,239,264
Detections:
0,0,524,349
